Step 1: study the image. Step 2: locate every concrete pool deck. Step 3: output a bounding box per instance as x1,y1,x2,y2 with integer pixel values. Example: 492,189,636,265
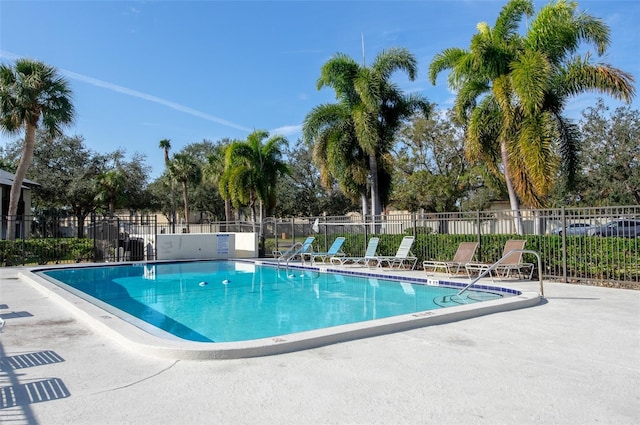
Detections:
1,265,639,424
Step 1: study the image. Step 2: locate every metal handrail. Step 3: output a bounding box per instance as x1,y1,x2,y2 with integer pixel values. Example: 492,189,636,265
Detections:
275,242,321,279
276,242,303,269
457,249,544,297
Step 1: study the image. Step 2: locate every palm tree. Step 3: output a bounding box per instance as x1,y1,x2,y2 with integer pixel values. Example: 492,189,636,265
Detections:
220,130,289,230
429,0,634,232
158,139,177,232
168,152,201,233
159,139,171,164
0,58,74,240
303,103,370,216
316,48,430,218
202,141,233,230
95,169,126,215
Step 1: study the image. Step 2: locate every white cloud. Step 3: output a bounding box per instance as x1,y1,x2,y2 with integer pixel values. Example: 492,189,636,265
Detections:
0,50,21,61
270,124,302,138
61,69,254,133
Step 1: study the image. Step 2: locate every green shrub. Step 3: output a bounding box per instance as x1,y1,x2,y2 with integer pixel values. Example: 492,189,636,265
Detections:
0,238,95,265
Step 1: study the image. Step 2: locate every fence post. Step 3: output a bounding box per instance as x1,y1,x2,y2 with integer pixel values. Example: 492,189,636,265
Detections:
153,214,158,261
291,217,295,243
412,212,417,238
561,206,567,283
323,215,328,251
274,219,279,254
363,215,369,253
20,236,25,266
476,210,482,263
91,213,97,262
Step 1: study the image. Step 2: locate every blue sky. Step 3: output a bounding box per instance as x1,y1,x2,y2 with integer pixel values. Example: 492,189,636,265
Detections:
1,0,638,179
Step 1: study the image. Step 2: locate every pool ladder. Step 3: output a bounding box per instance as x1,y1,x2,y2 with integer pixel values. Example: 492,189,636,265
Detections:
276,241,304,271
275,242,321,279
457,249,545,297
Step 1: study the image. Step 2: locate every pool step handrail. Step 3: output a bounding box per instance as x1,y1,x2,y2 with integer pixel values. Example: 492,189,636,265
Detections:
457,249,544,297
276,242,304,267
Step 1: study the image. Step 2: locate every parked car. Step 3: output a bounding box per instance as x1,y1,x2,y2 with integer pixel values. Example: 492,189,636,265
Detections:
552,223,595,236
590,220,640,238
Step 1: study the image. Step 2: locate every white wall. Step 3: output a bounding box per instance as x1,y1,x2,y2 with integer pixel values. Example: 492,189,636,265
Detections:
234,232,258,258
156,233,257,261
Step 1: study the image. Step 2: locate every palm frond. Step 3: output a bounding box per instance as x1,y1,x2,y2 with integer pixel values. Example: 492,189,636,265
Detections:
555,114,581,190
493,0,534,40
561,58,635,102
511,49,551,114
428,48,468,85
371,47,418,80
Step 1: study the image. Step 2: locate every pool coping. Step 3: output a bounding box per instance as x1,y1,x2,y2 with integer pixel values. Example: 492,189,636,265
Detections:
18,260,542,360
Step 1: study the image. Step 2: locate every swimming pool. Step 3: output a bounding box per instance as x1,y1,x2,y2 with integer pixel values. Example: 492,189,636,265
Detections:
23,260,540,359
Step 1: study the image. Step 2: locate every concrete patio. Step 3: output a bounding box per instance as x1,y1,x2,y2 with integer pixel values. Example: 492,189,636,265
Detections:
0,265,638,424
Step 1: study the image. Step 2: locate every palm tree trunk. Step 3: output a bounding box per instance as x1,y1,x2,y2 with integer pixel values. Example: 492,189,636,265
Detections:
170,181,176,234
368,153,382,234
368,153,381,216
501,141,524,235
360,190,369,217
258,200,265,256
181,180,190,233
250,196,257,233
224,199,232,232
6,124,36,240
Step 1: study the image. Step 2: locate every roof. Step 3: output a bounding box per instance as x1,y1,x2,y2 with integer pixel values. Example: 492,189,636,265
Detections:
0,169,40,188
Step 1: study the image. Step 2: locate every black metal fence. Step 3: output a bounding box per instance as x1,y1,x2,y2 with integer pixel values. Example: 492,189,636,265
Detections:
262,206,639,287
0,214,158,265
1,206,638,287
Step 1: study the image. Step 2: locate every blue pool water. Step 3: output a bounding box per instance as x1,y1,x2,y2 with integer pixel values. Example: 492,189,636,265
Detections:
38,261,505,343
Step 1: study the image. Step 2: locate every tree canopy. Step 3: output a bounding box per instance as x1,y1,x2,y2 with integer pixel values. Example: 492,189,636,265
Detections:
310,47,431,218
220,130,289,227
429,0,635,233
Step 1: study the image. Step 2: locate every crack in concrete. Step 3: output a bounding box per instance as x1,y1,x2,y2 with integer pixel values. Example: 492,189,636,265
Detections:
90,360,180,395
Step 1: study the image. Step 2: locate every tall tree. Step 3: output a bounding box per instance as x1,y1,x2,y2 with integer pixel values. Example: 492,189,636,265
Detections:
275,142,357,217
4,132,152,235
429,0,634,233
202,139,233,227
146,173,175,223
115,151,152,212
315,48,430,218
572,99,640,205
303,103,370,216
392,109,494,212
158,139,176,230
95,169,126,215
220,130,289,229
168,152,201,233
159,139,171,164
0,58,74,239
29,132,105,237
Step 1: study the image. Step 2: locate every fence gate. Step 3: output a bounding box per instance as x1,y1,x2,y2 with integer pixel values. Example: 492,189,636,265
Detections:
89,214,157,263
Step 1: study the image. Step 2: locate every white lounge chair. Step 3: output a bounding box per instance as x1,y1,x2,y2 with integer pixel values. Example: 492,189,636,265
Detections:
375,236,418,270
